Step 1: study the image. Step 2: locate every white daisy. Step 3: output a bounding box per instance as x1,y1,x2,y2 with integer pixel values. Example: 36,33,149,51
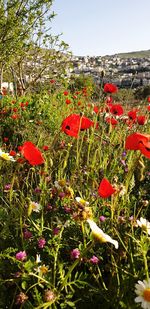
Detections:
0,149,16,162
29,201,41,213
54,179,66,189
135,279,150,309
87,219,118,249
136,217,150,235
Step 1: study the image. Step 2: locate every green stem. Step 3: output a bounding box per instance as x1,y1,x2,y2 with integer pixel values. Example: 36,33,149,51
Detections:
59,241,94,292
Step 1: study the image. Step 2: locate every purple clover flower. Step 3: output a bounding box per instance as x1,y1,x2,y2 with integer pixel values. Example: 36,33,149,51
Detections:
71,248,80,260
99,215,106,222
15,251,27,261
90,255,99,264
38,238,46,249
23,229,32,239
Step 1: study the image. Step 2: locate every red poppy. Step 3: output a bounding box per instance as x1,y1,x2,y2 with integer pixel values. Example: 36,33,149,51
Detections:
147,96,150,103
11,113,19,120
42,145,49,151
104,83,118,93
125,133,150,159
50,79,55,84
63,91,69,96
98,178,116,198
20,141,45,165
65,99,72,105
137,115,147,125
105,117,118,125
110,104,124,116
9,150,16,156
93,106,99,114
147,105,150,111
128,110,137,121
13,107,18,112
61,114,97,138
3,137,9,142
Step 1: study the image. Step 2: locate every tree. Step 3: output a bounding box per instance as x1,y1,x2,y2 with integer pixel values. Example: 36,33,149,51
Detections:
0,0,70,93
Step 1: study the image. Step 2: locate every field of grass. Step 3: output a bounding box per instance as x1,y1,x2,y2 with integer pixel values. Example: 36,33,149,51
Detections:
0,81,150,309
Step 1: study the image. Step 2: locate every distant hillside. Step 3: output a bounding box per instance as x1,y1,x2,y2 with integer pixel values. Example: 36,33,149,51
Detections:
114,49,150,58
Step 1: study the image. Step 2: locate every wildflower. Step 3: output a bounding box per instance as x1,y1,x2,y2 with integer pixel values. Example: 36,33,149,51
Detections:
9,150,17,157
38,265,49,274
54,179,66,189
99,215,106,222
104,83,118,93
0,149,16,162
71,248,80,259
35,254,41,263
135,279,150,308
87,219,118,249
50,79,55,84
105,117,118,126
20,141,45,165
53,227,60,235
15,251,27,261
147,96,150,103
11,113,19,120
3,137,9,142
23,229,32,239
137,115,147,125
136,217,150,235
34,187,42,194
90,255,99,264
15,292,28,305
125,132,150,159
4,184,11,191
128,109,138,121
29,201,41,213
38,238,46,249
61,114,97,138
63,91,69,96
42,145,49,151
66,99,72,105
43,290,56,302
98,178,116,198
110,104,124,116
75,197,89,206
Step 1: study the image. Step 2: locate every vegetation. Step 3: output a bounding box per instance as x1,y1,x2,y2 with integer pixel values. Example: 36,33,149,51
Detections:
0,81,150,308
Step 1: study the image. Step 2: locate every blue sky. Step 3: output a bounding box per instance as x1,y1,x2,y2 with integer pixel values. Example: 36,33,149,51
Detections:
51,0,150,56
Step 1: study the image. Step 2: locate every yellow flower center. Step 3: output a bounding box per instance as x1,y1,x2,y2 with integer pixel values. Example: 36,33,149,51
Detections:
1,153,10,160
143,288,150,302
31,203,36,209
92,231,107,243
58,179,66,187
39,266,48,274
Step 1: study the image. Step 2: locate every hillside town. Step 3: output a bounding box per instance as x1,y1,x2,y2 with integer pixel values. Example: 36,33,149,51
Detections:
68,53,150,88
2,51,150,95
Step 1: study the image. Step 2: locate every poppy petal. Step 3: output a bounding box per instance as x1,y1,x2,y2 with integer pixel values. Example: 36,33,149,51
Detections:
21,141,44,165
98,178,116,198
125,133,150,150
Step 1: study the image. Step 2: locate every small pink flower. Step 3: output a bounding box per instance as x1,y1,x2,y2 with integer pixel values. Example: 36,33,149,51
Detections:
15,251,27,261
71,248,80,259
53,227,60,235
99,215,106,222
90,255,99,264
38,238,46,249
23,229,32,239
